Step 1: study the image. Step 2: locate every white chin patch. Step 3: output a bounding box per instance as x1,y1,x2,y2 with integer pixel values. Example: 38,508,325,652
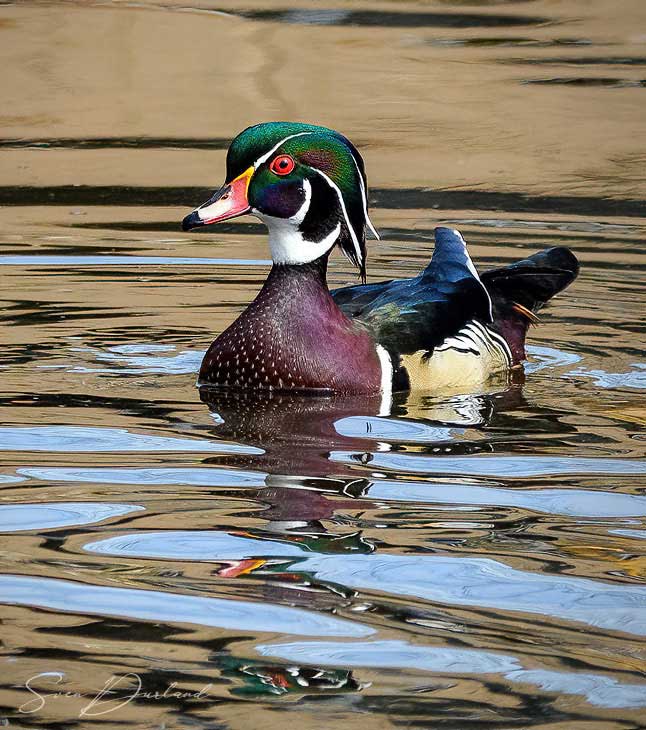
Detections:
254,179,341,265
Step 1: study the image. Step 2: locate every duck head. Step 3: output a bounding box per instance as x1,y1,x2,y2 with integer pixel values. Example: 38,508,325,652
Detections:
182,122,379,280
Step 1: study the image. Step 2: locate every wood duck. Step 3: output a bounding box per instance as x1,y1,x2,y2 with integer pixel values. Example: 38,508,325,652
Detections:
182,122,578,401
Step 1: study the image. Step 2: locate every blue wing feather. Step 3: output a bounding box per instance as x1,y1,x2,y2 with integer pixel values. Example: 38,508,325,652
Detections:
332,227,491,355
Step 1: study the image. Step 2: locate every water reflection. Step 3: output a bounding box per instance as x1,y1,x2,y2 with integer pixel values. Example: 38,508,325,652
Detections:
0,502,143,532
0,255,268,267
220,657,366,697
2,0,646,727
0,574,372,638
0,136,232,150
0,425,261,454
83,531,646,636
331,451,646,477
200,384,521,453
258,640,646,709
199,387,384,474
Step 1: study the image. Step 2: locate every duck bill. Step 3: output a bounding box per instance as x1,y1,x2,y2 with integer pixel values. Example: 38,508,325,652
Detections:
182,166,253,231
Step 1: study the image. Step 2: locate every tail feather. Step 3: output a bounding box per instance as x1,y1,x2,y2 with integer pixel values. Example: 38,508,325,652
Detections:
481,246,579,362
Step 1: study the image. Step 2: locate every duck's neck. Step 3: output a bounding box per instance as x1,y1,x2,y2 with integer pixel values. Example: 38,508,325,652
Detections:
244,255,354,348
260,256,331,306
199,255,384,394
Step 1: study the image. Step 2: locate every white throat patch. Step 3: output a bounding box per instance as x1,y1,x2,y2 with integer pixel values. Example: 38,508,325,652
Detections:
252,179,341,265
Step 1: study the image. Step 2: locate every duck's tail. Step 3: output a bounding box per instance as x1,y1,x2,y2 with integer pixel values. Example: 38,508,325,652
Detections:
481,247,579,363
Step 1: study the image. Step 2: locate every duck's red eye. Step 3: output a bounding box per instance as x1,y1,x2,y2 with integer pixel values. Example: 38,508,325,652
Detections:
270,154,295,176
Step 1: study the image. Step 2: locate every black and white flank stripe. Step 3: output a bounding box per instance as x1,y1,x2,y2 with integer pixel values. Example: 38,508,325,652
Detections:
435,319,512,364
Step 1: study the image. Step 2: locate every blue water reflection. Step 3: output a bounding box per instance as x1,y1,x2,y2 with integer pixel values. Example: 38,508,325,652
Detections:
257,640,646,708
0,574,372,638
0,503,143,532
332,452,646,477
15,466,646,517
19,466,266,487
0,426,262,454
16,466,646,517
83,531,646,635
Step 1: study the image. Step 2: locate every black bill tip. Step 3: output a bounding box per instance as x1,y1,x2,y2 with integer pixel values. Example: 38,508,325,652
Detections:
182,210,204,232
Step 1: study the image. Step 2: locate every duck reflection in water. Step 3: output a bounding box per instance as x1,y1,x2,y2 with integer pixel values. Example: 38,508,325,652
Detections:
197,382,568,693
219,655,367,697
199,377,525,476
198,382,527,577
199,386,382,572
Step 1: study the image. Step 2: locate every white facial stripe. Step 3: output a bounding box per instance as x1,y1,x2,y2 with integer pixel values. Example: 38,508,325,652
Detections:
252,131,374,256
311,168,363,265
350,153,380,240
291,177,312,224
253,131,314,169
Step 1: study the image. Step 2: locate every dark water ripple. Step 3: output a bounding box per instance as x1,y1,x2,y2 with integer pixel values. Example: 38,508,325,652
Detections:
523,77,646,88
428,37,596,48
0,137,232,150
236,9,550,28
1,185,645,217
506,56,646,66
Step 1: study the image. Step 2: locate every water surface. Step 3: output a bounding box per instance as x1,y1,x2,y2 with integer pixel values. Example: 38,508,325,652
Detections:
1,1,645,728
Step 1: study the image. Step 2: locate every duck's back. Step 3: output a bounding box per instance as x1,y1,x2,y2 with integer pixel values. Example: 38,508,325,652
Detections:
332,227,579,391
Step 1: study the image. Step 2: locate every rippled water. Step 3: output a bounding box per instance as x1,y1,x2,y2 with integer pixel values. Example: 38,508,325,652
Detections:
1,1,645,728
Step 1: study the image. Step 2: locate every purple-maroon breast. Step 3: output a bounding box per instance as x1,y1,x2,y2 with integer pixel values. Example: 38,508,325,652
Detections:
199,260,383,394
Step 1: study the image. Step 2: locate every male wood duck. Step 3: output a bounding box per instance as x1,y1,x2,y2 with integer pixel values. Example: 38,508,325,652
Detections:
182,122,578,400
